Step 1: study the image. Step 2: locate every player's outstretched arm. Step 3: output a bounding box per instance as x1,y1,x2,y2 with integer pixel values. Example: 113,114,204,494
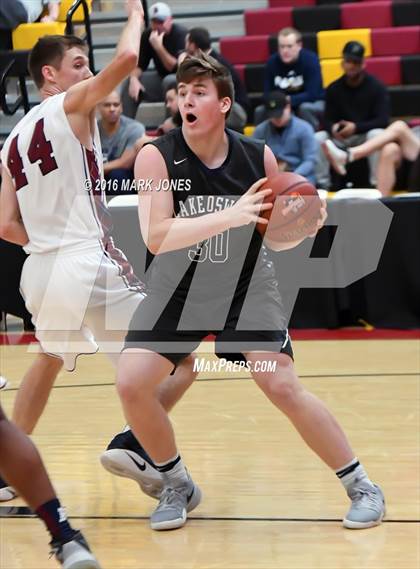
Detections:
64,0,144,116
135,145,273,255
0,169,29,246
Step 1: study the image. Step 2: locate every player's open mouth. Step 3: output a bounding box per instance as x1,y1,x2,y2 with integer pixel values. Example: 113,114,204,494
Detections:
186,113,197,124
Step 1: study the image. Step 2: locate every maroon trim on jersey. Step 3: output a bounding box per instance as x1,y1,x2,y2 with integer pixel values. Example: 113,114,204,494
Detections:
86,147,113,243
84,147,144,292
105,236,146,292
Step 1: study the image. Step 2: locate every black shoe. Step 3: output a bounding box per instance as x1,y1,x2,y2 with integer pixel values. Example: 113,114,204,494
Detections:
100,430,163,499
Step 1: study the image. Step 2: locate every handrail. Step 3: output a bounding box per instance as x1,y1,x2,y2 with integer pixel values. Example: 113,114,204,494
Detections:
66,0,95,73
0,53,30,115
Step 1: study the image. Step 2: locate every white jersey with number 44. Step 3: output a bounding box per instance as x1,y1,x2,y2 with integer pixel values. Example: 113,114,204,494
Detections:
1,92,107,255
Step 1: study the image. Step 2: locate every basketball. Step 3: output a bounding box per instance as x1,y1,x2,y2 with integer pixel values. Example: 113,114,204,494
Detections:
256,172,323,243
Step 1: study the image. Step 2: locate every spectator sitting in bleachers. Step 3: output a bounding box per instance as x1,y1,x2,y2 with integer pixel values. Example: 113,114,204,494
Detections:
157,80,182,134
183,27,250,132
323,121,420,196
257,27,324,131
0,0,61,49
252,91,317,185
132,82,182,159
316,41,390,190
121,1,187,118
98,90,147,195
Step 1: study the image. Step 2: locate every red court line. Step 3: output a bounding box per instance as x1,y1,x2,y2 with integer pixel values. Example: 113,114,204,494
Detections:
289,329,420,341
1,329,419,346
0,333,37,345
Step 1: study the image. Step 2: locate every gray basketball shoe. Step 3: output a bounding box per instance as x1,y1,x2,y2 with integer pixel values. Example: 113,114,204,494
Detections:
343,481,386,529
150,476,202,531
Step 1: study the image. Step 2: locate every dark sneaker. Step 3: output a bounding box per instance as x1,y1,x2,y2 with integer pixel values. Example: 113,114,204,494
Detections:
51,531,101,568
100,430,163,499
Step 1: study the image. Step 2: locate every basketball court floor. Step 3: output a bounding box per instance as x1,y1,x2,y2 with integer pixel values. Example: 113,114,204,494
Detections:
0,335,419,568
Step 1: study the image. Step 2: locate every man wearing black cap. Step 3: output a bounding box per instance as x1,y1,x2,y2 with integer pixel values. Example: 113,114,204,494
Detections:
252,91,317,185
121,2,187,117
315,40,389,189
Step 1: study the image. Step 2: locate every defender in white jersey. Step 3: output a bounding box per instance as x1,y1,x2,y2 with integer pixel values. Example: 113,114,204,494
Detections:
1,89,142,369
0,0,196,507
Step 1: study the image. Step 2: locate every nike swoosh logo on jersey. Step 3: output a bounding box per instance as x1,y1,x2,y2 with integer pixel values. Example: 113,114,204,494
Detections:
174,158,187,165
126,452,147,471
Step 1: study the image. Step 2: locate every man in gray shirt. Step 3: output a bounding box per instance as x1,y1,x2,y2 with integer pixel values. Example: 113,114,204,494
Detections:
98,90,146,195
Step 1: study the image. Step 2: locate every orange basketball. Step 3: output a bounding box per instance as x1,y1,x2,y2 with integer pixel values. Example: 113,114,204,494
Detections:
256,172,322,243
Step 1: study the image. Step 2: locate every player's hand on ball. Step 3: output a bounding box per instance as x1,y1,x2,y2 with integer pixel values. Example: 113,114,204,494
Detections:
229,177,273,229
308,199,327,238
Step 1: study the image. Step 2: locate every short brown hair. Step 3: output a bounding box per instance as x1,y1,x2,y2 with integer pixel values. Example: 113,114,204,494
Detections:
29,35,87,88
176,52,235,118
278,27,302,43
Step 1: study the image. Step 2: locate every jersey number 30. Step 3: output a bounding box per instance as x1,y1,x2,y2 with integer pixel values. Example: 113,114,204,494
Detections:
7,118,58,191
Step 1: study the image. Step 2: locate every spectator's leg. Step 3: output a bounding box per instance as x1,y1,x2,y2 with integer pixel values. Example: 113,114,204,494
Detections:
120,77,140,119
297,100,325,131
140,71,165,102
315,130,331,189
253,104,266,125
376,143,402,196
226,102,247,133
351,121,420,162
366,128,385,185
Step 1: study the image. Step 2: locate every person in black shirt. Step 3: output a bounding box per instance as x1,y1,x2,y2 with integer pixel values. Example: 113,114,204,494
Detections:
316,41,390,189
183,26,250,131
120,2,187,117
109,53,385,534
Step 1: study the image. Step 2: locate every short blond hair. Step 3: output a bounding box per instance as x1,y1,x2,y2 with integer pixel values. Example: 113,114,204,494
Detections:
278,27,302,43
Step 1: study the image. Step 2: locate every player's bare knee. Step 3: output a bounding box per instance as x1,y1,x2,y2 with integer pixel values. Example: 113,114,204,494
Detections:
116,372,145,403
263,376,302,411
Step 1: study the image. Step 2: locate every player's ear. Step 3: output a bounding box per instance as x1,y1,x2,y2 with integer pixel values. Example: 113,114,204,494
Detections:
220,97,232,116
42,64,56,84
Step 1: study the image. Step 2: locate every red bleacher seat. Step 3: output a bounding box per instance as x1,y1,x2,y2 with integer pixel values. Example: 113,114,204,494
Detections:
371,26,420,56
341,1,392,29
269,0,314,6
234,64,245,84
244,8,293,36
220,36,269,65
365,56,401,85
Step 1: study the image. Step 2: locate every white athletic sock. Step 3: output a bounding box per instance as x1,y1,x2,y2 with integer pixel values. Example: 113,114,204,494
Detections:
335,457,374,490
154,454,189,487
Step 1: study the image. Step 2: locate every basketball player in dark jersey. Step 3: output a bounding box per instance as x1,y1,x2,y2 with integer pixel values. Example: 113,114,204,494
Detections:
113,54,385,531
